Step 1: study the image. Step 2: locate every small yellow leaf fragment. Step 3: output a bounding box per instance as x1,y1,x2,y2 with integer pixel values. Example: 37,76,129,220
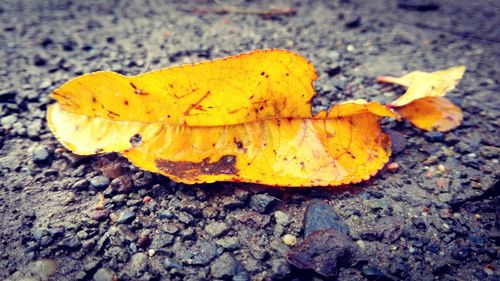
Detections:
378,66,466,107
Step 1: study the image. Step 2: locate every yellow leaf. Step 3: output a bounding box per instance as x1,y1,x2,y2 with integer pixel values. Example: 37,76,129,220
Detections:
377,66,465,132
396,97,463,132
378,66,465,107
48,49,396,186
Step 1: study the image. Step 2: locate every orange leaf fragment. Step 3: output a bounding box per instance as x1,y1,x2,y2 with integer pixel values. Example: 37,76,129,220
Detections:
378,66,465,132
47,49,397,187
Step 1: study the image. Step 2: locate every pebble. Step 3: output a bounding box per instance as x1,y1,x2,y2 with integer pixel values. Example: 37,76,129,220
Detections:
387,162,399,173
117,210,136,224
282,234,297,246
60,236,81,249
126,252,148,277
249,193,277,213
29,259,57,280
373,216,405,242
304,200,349,236
274,211,290,226
269,258,291,279
32,147,50,163
361,265,386,280
438,193,453,203
88,210,110,222
411,217,427,230
424,131,444,142
151,233,174,248
181,240,219,265
205,222,230,237
176,211,194,225
210,253,242,279
215,236,240,250
90,176,110,189
147,249,156,257
286,229,361,277
163,257,183,271
158,210,174,219
344,14,361,28
451,246,471,260
93,268,114,281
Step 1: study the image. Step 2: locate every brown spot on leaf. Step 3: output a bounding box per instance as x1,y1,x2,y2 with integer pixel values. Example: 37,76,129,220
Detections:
156,155,239,179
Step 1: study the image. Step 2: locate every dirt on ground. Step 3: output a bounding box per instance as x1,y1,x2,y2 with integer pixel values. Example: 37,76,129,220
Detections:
0,0,499,280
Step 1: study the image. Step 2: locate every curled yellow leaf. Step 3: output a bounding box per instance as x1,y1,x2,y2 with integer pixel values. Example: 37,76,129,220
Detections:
48,49,396,186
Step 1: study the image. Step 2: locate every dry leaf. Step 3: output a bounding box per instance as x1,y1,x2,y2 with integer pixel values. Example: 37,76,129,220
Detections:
377,66,465,132
47,49,397,186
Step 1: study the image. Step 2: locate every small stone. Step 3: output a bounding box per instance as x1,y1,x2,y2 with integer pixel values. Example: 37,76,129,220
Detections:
93,268,114,281
181,240,219,265
438,164,446,172
126,253,148,277
286,229,362,278
215,236,240,250
29,259,57,280
117,210,136,224
438,193,453,203
424,131,444,142
304,200,349,236
344,14,361,28
361,265,386,280
60,236,81,249
282,234,297,246
34,54,48,66
72,179,89,191
176,211,194,225
451,246,471,260
356,240,366,251
411,217,427,230
387,162,399,173
210,253,242,279
158,210,174,219
346,44,355,52
147,249,156,257
205,222,229,237
163,258,182,271
32,147,50,163
372,217,405,243
137,231,151,248
0,90,16,102
249,193,277,213
398,0,439,11
90,176,110,189
89,210,110,221
274,211,290,226
269,258,291,279
151,233,174,248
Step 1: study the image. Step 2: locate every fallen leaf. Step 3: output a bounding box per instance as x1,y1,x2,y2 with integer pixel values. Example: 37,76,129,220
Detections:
377,66,465,132
48,49,396,186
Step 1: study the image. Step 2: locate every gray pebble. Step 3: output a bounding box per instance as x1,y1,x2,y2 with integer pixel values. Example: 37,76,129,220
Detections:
117,210,136,224
210,252,242,279
163,257,183,271
205,222,229,238
93,268,114,281
90,176,110,189
249,194,277,213
32,147,50,163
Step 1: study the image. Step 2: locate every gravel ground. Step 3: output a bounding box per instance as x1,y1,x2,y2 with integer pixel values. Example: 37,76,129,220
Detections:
1,1,499,280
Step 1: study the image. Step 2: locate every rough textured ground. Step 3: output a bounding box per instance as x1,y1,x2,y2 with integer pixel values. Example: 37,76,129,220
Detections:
1,0,499,280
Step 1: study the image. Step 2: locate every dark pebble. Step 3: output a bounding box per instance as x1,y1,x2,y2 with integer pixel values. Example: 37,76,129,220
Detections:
304,200,349,236
344,14,362,28
398,0,439,11
411,217,427,230
386,129,406,155
361,265,387,280
60,236,82,250
249,193,277,213
373,217,405,242
137,231,151,248
0,90,17,102
286,228,362,278
34,54,48,66
424,131,444,142
451,246,471,260
117,210,136,224
326,65,342,77
89,176,110,189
